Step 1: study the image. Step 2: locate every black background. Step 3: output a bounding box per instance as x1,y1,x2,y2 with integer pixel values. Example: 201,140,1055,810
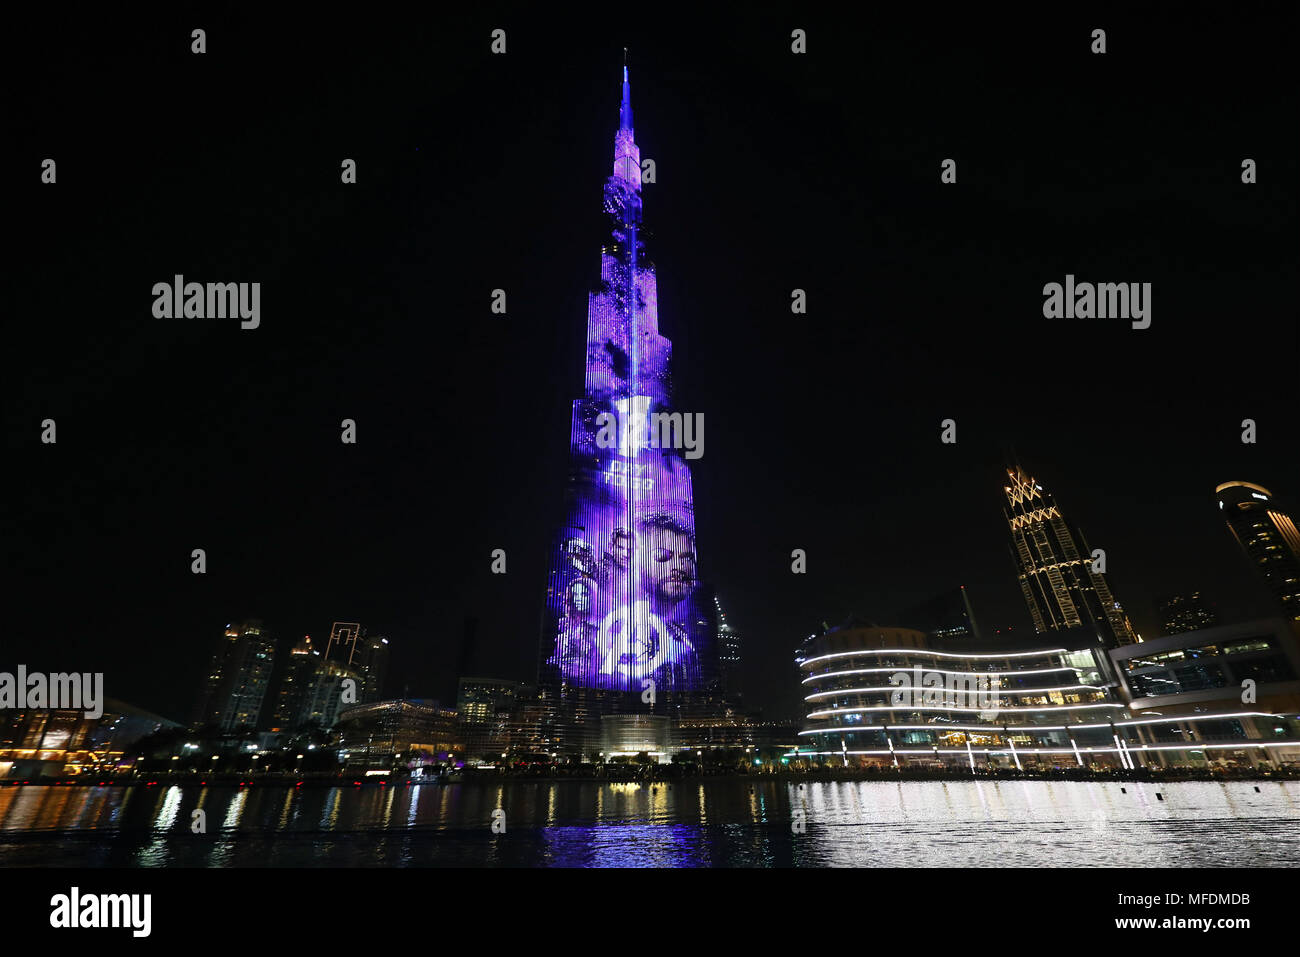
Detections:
2,865,1278,938
9,4,1298,722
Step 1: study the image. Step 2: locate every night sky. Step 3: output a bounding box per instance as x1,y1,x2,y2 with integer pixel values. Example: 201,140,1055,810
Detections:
10,6,1297,723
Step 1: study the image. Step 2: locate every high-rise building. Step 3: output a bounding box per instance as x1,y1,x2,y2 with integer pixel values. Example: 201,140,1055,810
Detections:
714,596,742,698
1216,481,1300,622
321,621,389,703
456,678,524,723
1158,591,1219,636
269,634,321,732
299,659,358,731
537,61,719,756
456,677,525,760
356,635,390,702
1004,467,1138,647
192,620,277,732
323,621,363,668
293,622,390,731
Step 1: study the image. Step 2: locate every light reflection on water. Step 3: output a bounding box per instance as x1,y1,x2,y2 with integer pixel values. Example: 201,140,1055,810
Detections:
0,780,1297,867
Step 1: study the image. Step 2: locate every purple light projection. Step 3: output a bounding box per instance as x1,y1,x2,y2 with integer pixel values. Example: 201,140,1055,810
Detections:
543,65,712,693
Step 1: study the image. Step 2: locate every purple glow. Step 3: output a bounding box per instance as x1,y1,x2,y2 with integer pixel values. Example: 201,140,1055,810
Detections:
543,68,712,692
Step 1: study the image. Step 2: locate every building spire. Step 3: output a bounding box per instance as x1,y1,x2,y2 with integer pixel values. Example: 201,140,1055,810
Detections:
619,50,633,130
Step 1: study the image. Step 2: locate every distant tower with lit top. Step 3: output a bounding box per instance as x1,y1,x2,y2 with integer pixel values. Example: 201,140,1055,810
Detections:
192,620,277,732
1216,481,1300,622
1004,467,1138,647
714,595,742,698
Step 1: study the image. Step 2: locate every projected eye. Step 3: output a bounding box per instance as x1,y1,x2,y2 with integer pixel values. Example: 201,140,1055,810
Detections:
653,547,672,562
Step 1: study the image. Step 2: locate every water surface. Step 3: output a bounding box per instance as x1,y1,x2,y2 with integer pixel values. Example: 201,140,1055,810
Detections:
1,780,1296,867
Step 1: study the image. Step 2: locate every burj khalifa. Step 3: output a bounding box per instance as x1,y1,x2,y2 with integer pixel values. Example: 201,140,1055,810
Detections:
538,60,718,752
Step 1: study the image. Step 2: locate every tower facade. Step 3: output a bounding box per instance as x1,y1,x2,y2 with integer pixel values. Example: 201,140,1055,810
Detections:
1004,467,1138,647
1157,591,1219,636
539,64,718,755
321,621,389,703
192,620,277,732
714,595,742,699
269,634,320,732
1216,481,1300,622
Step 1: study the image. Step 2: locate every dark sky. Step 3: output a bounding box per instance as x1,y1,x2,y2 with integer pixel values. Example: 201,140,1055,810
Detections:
10,6,1298,723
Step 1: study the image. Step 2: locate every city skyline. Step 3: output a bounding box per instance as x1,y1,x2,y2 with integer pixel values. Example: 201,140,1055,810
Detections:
16,462,1294,728
5,6,1300,903
12,13,1298,726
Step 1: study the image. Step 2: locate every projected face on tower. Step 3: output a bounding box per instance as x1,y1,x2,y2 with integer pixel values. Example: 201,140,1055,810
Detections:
635,516,696,607
546,428,708,690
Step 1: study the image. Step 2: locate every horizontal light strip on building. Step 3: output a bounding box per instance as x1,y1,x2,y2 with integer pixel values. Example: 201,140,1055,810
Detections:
787,740,1300,757
797,712,1288,735
804,684,1101,702
800,725,1068,735
802,666,1077,685
1074,712,1283,729
800,648,1068,668
807,703,1126,719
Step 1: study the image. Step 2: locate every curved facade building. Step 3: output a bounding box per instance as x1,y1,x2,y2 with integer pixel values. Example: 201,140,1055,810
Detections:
791,624,1300,770
794,625,1124,769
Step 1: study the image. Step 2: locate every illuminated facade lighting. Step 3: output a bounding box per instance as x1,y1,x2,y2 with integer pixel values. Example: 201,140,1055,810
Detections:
191,620,276,733
537,61,720,755
791,623,1300,770
1004,467,1138,647
1216,481,1300,621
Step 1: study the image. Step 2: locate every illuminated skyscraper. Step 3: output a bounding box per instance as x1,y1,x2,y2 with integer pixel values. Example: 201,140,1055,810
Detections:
323,622,363,666
322,621,389,702
269,634,320,732
1216,481,1300,622
192,620,277,732
538,61,718,755
299,659,356,731
1158,591,1219,636
289,622,391,731
1004,468,1138,647
456,678,525,760
714,596,742,698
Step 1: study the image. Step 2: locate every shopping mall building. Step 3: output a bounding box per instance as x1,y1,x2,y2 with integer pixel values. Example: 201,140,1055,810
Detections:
788,620,1300,770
